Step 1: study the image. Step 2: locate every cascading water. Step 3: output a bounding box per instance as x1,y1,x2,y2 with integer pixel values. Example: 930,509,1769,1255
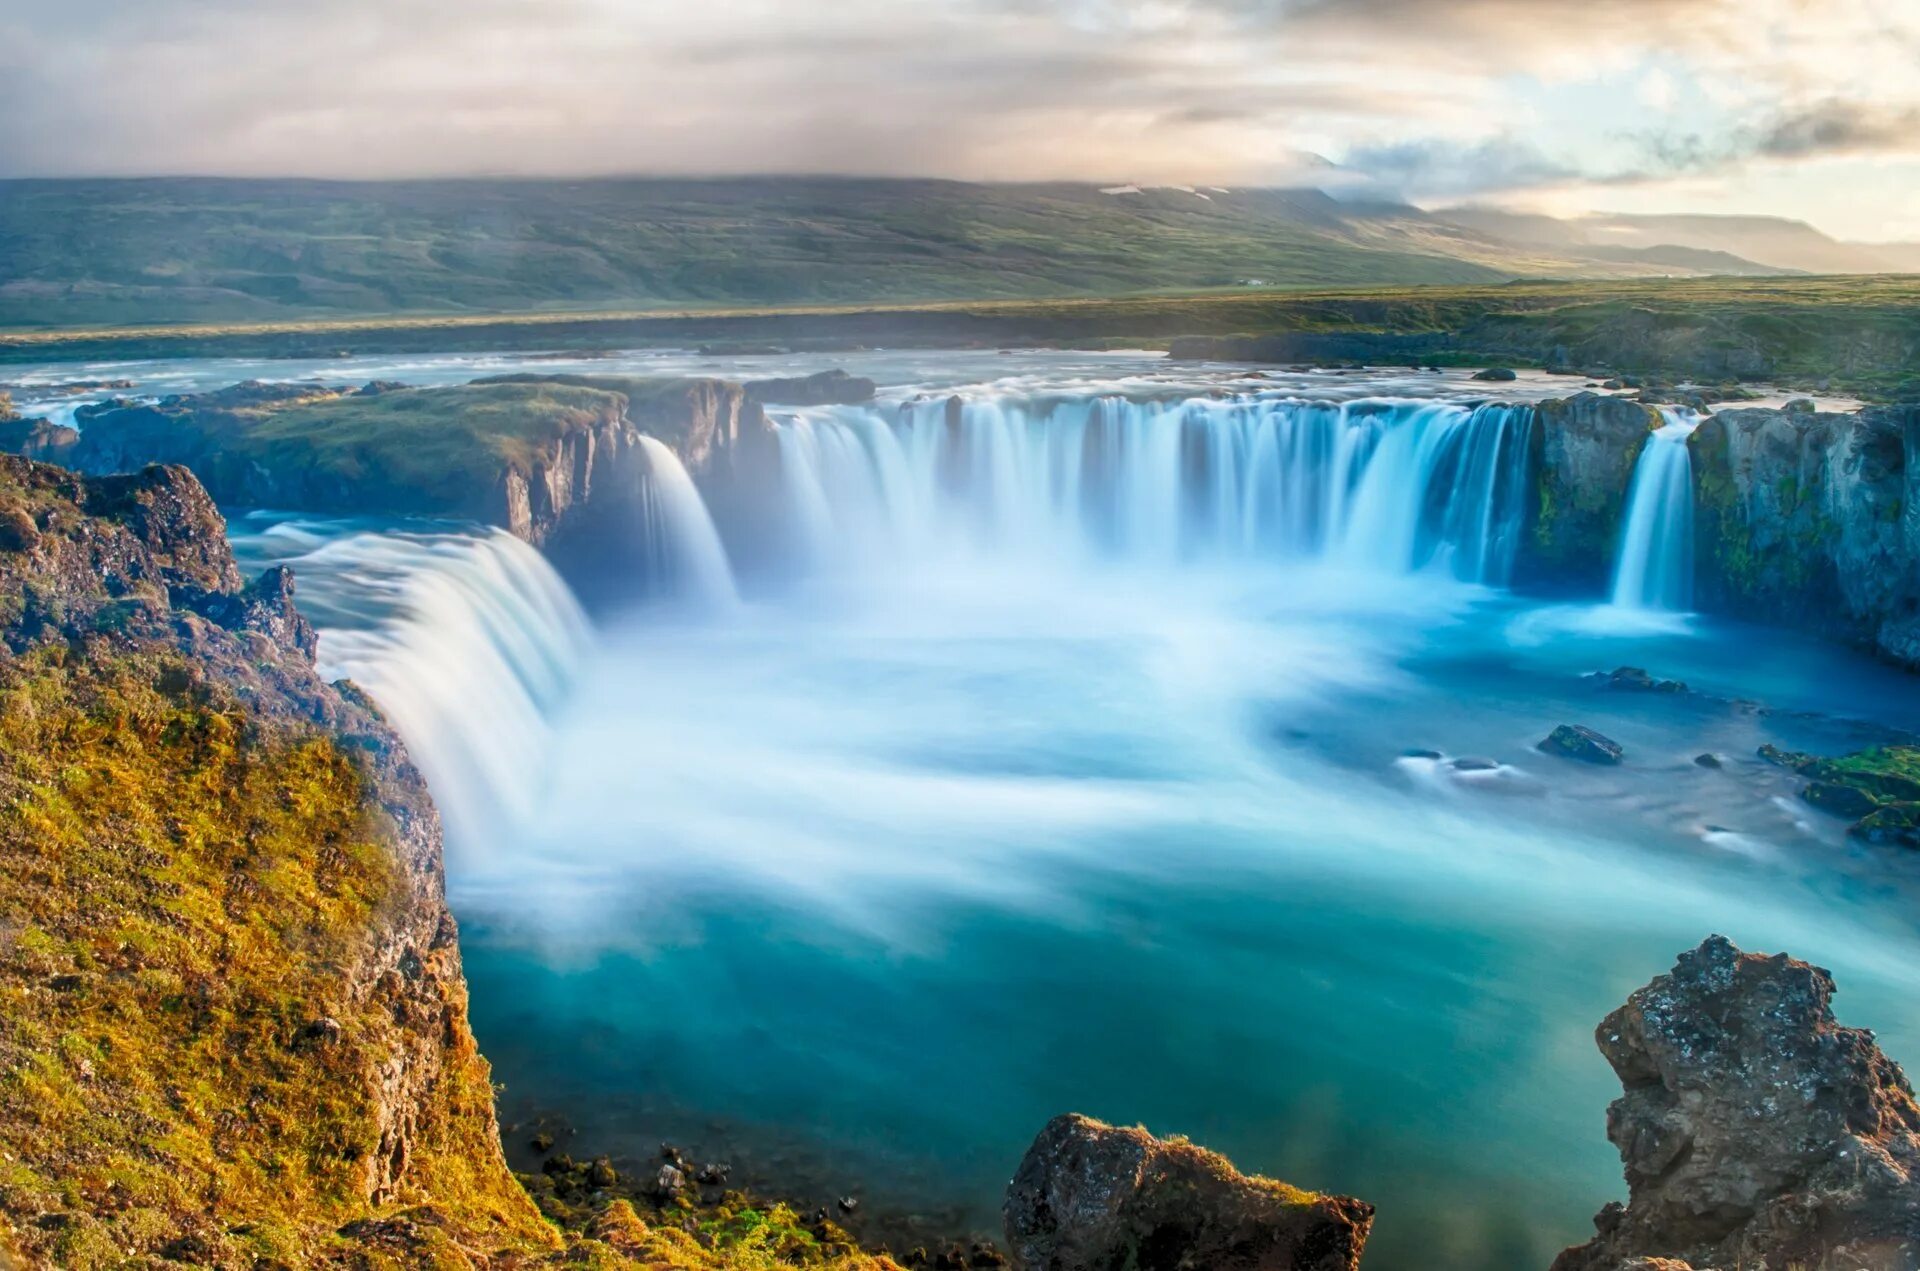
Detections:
635,435,740,609
229,520,592,861
769,395,1534,584
1610,409,1701,611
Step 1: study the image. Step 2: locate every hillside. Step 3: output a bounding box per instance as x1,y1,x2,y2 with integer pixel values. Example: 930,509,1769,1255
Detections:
7,174,1877,333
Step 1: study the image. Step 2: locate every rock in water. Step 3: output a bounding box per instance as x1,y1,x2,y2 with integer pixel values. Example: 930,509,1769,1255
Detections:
1472,366,1519,381
1540,724,1626,764
1003,1114,1372,1271
1553,936,1920,1271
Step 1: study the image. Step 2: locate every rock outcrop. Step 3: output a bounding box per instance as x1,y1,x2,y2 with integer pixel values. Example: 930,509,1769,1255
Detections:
1004,1114,1372,1271
1,376,770,556
1518,393,1658,591
1689,404,1917,669
1554,936,1920,1271
745,369,877,406
0,456,550,1264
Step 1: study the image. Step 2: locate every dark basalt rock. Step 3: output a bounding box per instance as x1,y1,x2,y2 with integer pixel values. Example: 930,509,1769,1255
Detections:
1553,936,1920,1271
1004,1114,1372,1271
745,368,878,406
1472,367,1518,381
1540,724,1625,764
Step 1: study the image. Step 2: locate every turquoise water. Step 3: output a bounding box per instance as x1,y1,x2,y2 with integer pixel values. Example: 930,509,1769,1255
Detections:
208,356,1920,1270
450,563,1920,1269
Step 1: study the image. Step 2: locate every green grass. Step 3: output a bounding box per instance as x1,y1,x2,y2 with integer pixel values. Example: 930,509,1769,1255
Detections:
8,275,1919,400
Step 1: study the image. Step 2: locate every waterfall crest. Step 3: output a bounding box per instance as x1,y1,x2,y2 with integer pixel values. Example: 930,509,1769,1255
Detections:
769,395,1534,584
234,522,593,861
1610,409,1700,611
636,435,740,610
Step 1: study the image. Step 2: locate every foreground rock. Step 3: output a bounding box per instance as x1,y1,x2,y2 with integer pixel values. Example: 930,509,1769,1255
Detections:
1553,936,1920,1271
1004,1114,1372,1271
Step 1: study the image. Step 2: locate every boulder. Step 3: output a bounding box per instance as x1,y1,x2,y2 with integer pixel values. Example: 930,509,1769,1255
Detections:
1539,724,1625,765
1004,1114,1371,1271
1472,367,1519,381
1553,935,1920,1271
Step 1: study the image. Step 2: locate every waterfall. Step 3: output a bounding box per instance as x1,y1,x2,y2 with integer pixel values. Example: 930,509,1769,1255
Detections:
635,435,740,609
232,522,593,862
767,395,1534,585
1610,409,1700,611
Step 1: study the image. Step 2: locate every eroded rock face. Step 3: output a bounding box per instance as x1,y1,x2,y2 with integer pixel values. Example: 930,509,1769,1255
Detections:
745,368,877,406
1553,935,1920,1271
0,454,538,1242
1519,393,1658,591
1004,1114,1372,1271
1689,404,1916,669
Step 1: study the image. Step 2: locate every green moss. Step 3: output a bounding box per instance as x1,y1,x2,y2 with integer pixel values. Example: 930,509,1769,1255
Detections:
0,646,552,1266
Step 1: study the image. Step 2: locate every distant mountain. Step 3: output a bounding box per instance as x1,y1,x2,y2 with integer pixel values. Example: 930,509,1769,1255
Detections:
0,176,1908,330
1439,207,1919,276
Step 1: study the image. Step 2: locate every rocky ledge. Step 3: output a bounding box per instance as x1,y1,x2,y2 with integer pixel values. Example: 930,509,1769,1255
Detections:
0,375,772,555
1555,936,1920,1271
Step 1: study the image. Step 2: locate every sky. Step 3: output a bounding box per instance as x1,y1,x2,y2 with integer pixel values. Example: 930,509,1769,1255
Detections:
2,0,1917,240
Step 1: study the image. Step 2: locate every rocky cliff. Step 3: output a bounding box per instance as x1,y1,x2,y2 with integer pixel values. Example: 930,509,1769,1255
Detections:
1554,936,1920,1271
1517,393,1659,590
0,376,768,555
0,456,552,1265
1689,404,1918,667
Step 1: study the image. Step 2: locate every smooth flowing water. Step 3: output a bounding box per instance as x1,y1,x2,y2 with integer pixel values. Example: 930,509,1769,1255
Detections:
207,358,1920,1271
1610,410,1701,612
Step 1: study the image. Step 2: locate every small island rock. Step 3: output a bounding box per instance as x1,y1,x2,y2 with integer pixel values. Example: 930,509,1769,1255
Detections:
1539,724,1625,764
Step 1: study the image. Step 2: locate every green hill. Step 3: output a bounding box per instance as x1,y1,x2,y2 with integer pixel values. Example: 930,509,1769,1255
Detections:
1,176,1533,329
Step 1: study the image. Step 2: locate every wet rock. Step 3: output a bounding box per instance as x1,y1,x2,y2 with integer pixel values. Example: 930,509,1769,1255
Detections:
1471,367,1518,381
1594,666,1689,694
1539,724,1625,765
695,1161,731,1185
1803,780,1880,820
1758,743,1818,771
1450,757,1500,772
1552,935,1920,1271
838,1196,859,1214
653,1163,687,1199
1853,803,1920,849
1692,753,1722,769
1782,397,1817,414
1004,1113,1372,1271
529,1131,555,1154
587,1157,618,1189
1401,748,1443,760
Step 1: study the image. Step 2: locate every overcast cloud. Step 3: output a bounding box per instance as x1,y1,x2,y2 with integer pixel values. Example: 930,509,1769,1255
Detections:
2,0,1917,237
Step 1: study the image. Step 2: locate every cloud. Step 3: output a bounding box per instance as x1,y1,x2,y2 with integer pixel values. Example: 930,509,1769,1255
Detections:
0,0,1915,241
1755,99,1920,159
1338,137,1580,198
